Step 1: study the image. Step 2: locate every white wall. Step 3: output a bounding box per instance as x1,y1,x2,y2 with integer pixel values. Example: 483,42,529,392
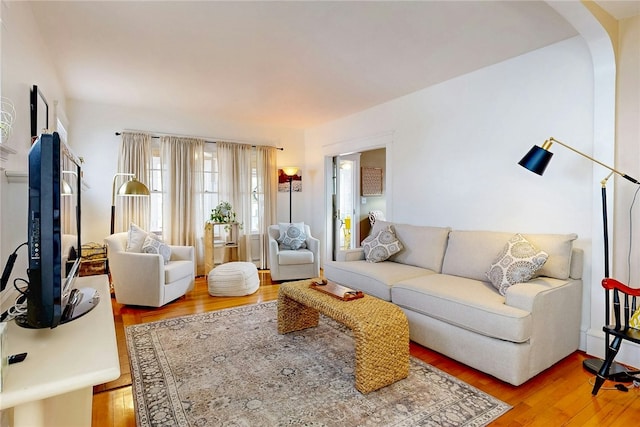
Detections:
1,1,67,293
305,36,595,346
67,100,305,243
610,14,640,368
306,36,594,243
613,15,640,284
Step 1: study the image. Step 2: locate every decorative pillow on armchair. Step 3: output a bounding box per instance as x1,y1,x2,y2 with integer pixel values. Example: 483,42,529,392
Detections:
141,233,172,264
486,233,548,296
277,222,307,250
362,225,403,263
126,223,148,252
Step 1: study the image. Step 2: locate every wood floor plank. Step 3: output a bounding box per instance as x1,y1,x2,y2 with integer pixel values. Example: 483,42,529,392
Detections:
92,274,640,426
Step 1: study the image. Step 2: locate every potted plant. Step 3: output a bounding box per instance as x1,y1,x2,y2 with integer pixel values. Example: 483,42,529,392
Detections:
209,201,243,233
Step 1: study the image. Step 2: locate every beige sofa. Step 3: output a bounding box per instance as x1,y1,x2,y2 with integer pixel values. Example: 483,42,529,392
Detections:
323,220,583,386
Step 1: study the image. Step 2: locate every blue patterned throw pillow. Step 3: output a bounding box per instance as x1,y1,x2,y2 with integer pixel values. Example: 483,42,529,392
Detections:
278,222,308,250
362,225,403,263
142,234,172,264
486,233,548,296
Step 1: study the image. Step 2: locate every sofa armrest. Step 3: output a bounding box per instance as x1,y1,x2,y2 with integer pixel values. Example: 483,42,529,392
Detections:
306,235,320,254
336,248,365,262
268,234,280,272
505,276,583,370
108,251,163,299
169,245,194,262
504,277,579,312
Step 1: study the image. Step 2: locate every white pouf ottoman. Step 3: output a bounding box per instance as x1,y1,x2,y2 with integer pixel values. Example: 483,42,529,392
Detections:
208,262,259,296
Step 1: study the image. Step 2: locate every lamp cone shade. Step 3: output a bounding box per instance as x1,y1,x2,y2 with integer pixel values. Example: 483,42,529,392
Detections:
518,145,554,175
117,178,150,196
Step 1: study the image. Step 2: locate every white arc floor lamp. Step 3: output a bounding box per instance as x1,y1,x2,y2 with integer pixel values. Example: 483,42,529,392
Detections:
519,137,640,381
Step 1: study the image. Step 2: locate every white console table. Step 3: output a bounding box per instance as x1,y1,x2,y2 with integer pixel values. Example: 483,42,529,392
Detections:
0,275,120,427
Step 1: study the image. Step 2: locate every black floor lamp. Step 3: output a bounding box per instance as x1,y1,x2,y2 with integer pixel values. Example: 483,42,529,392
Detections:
110,173,150,235
519,137,639,381
282,167,298,223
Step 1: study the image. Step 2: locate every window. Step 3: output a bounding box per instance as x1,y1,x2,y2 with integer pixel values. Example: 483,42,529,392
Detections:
148,142,163,233
149,142,261,235
203,145,219,227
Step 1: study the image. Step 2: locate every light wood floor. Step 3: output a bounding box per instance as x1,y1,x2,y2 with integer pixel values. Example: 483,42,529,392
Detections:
92,273,639,426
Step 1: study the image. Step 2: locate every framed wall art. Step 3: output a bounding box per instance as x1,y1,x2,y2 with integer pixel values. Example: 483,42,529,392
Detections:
361,167,383,196
278,168,302,192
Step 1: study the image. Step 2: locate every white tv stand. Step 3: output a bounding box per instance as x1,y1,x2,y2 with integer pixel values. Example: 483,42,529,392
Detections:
0,275,120,427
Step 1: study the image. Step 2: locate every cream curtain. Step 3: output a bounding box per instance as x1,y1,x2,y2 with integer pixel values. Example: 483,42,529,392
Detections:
116,132,151,233
160,136,205,274
217,142,278,267
217,141,252,261
255,145,278,269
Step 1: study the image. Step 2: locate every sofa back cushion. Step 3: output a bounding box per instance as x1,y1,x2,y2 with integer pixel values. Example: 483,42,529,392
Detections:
441,230,577,281
370,221,451,272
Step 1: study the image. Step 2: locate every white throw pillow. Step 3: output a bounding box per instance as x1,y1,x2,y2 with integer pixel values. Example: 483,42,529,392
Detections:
362,225,403,263
486,234,548,296
277,222,307,250
141,234,171,264
126,223,148,252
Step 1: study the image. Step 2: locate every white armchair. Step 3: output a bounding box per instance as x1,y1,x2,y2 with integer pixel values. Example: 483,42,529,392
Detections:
104,232,195,307
267,224,320,281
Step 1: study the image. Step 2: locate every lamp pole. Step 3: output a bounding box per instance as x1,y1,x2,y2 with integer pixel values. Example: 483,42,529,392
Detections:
111,173,150,235
111,173,134,235
282,167,299,224
288,176,293,223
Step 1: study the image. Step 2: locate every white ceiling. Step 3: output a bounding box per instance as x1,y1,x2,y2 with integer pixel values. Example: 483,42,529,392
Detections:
27,1,636,129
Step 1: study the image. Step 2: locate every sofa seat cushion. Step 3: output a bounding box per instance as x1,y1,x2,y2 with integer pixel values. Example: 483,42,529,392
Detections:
323,260,434,301
278,249,314,265
392,274,532,343
164,260,194,284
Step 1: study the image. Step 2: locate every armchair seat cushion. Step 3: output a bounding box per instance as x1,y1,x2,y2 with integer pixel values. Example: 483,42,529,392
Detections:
165,260,195,284
278,249,314,265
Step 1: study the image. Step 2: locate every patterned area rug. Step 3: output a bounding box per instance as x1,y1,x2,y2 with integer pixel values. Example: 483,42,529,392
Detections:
126,301,510,426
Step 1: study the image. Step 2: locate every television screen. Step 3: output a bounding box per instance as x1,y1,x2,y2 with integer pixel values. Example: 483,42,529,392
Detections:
16,132,97,329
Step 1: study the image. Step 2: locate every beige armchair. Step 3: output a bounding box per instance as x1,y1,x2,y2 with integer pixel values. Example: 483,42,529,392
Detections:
105,232,195,307
267,224,320,281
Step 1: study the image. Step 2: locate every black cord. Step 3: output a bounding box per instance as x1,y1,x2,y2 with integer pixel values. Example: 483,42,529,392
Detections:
1,242,28,292
0,242,29,322
627,185,640,284
13,277,29,296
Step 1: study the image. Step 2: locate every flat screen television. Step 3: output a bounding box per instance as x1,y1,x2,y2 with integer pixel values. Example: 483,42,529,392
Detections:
16,132,99,329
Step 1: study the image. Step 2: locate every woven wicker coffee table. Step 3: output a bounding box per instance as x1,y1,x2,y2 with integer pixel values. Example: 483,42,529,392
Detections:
278,279,409,394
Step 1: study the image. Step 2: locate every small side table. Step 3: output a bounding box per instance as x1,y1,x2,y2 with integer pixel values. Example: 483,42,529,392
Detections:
204,222,240,272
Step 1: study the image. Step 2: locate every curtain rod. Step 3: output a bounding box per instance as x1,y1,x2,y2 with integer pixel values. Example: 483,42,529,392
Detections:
114,131,283,151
